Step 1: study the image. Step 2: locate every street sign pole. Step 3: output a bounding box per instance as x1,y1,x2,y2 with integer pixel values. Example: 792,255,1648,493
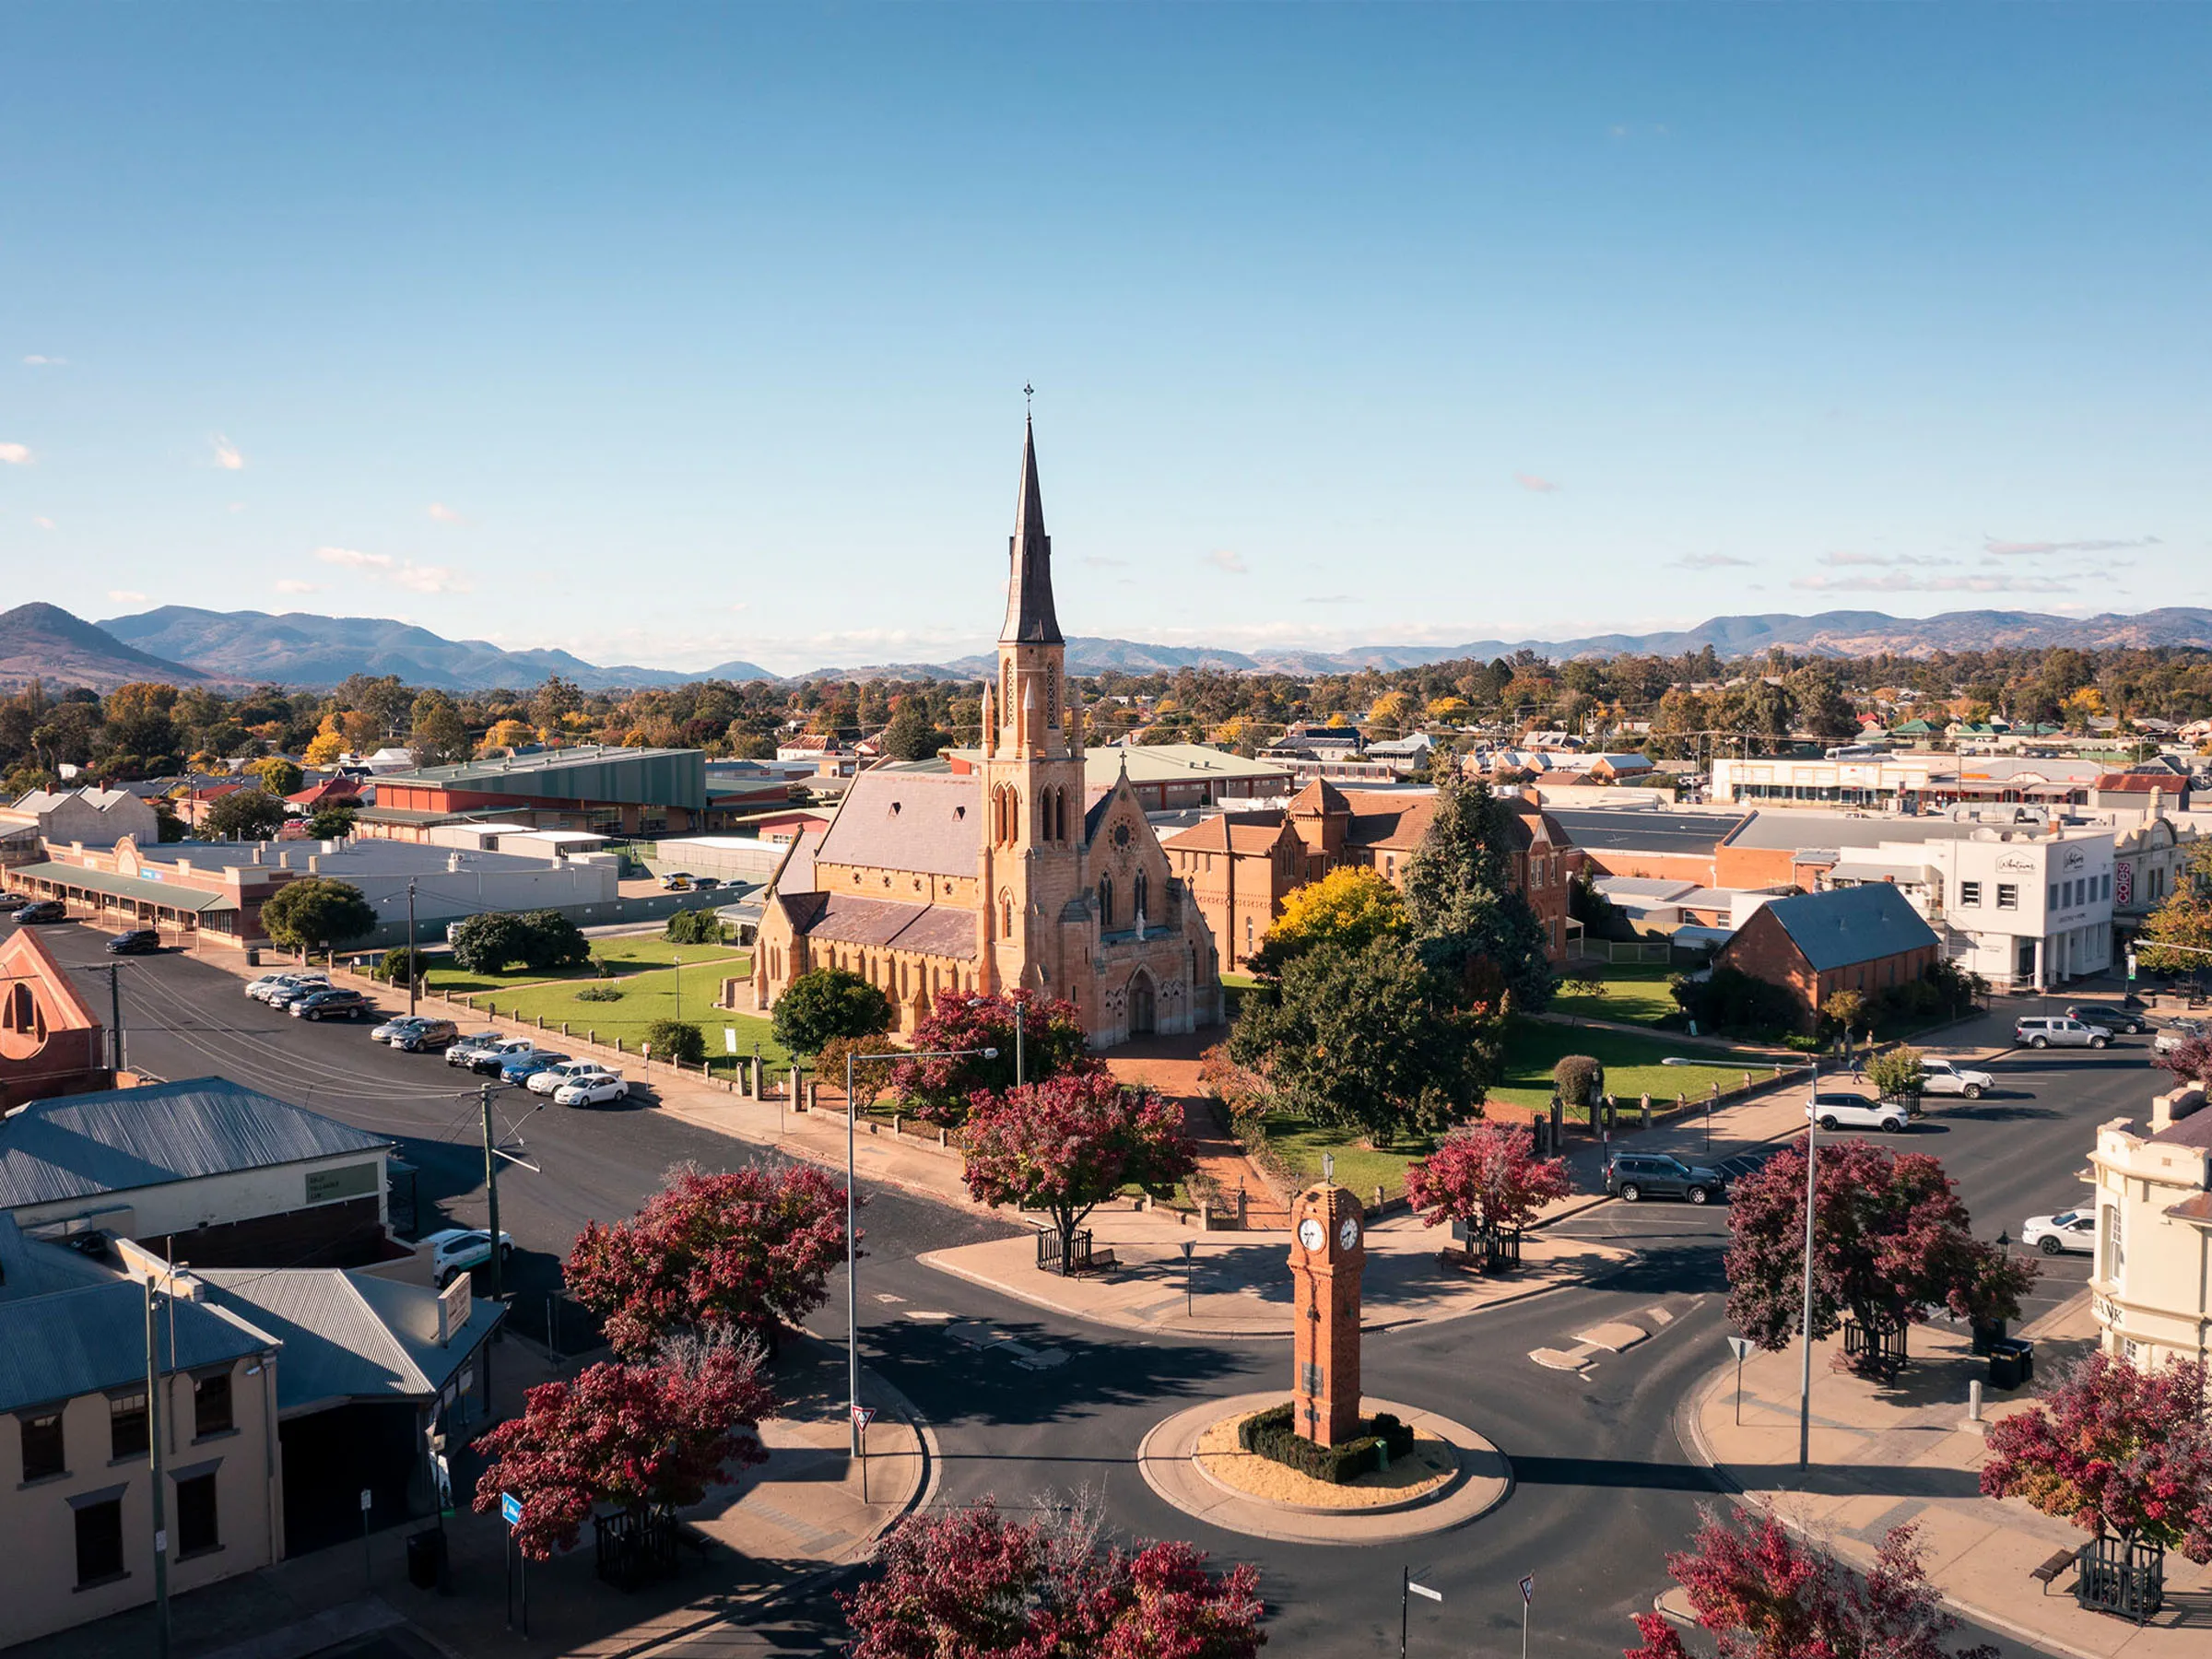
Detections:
1400,1568,1441,1656
852,1404,877,1504
1726,1335,1755,1425
1521,1572,1535,1659
360,1488,372,1588
500,1492,524,1633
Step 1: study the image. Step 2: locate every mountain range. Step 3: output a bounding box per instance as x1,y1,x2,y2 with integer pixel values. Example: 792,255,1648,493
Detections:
3,602,2209,695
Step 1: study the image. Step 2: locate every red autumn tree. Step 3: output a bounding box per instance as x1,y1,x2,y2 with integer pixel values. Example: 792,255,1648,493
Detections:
2152,1032,2211,1087
1980,1352,2212,1561
1724,1136,2035,1373
960,1072,1194,1275
839,1498,1265,1658
472,1336,776,1561
565,1159,850,1358
1624,1510,1993,1659
894,989,1103,1125
1406,1122,1573,1259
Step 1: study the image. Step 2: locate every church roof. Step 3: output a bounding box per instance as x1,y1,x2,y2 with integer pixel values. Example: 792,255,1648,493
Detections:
1288,779,1351,815
813,771,981,879
1001,418,1062,645
1338,791,1439,853
787,893,977,960
1160,812,1294,855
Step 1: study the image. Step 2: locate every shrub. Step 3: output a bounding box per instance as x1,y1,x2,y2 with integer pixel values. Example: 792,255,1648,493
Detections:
665,907,725,945
1866,1046,1925,1101
576,983,622,1003
379,946,426,984
645,1018,706,1065
450,912,530,974
771,967,894,1058
1236,1402,1416,1485
1672,966,1801,1038
1553,1054,1605,1124
518,910,590,971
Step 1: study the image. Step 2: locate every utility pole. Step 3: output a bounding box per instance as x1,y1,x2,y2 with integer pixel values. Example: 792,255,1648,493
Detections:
146,1275,171,1659
481,1084,502,1305
1798,1059,1818,1471
1015,997,1025,1088
88,963,125,1074
405,879,418,1020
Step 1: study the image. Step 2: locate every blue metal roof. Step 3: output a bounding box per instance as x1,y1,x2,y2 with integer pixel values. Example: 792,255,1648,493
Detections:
0,1280,275,1415
1755,883,1939,972
0,1077,390,1209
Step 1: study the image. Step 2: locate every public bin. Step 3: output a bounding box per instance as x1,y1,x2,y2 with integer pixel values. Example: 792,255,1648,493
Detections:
245,946,261,968
406,1526,447,1589
1988,1337,2035,1390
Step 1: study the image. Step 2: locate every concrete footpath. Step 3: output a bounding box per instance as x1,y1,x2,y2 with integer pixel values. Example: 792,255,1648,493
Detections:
1683,1299,2212,1659
7,1335,930,1659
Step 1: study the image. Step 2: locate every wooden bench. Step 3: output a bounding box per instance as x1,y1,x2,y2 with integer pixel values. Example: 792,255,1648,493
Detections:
2030,1547,2078,1591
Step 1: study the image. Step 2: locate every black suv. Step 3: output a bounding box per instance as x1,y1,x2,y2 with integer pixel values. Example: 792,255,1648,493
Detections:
10,900,65,924
292,988,371,1021
106,928,161,955
2067,1003,2149,1035
1605,1152,1726,1206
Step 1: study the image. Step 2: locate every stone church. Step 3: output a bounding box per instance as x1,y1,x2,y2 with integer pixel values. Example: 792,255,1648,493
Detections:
752,421,1224,1047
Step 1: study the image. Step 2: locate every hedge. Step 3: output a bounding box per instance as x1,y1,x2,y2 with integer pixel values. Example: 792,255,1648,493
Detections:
1236,1401,1416,1485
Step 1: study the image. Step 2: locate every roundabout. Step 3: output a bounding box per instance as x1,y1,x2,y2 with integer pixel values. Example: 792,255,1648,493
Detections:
1136,1390,1512,1545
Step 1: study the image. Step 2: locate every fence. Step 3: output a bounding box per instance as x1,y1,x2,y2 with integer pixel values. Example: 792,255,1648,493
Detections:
1574,938,1672,966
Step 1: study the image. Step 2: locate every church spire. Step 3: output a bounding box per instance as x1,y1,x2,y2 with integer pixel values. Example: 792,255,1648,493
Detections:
1001,416,1063,645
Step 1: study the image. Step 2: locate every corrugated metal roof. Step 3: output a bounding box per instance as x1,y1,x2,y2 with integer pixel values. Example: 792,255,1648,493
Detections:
9,861,236,913
0,1281,274,1415
1752,884,1939,972
0,1213,119,1304
195,1268,500,1413
0,1077,391,1209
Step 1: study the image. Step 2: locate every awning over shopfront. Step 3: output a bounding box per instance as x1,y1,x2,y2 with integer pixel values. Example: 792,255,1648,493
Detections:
9,860,235,916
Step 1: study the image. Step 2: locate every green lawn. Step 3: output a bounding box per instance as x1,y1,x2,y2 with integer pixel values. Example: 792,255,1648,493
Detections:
1249,1112,1437,1199
426,936,749,996
476,956,778,1065
1549,963,1682,1029
1488,1019,1759,1112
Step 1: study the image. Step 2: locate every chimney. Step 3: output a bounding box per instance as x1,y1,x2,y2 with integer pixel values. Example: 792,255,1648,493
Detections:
251,844,263,865
2150,1086,2205,1135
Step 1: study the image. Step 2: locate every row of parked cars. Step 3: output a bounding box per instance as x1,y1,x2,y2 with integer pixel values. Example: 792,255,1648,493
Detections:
245,971,630,1105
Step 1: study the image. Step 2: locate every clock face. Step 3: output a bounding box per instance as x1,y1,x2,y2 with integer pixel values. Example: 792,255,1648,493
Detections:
1338,1215,1361,1251
1297,1218,1325,1252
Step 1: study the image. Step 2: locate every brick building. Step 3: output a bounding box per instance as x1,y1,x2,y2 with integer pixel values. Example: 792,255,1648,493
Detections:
1163,782,1576,972
0,927,111,1111
1711,883,1941,1033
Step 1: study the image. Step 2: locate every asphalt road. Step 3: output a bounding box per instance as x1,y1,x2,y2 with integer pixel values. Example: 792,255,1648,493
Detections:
17,918,2171,1655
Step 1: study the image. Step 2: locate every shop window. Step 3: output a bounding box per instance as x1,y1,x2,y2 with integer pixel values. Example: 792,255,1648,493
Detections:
20,1410,65,1481
74,1497,124,1586
1996,884,2018,910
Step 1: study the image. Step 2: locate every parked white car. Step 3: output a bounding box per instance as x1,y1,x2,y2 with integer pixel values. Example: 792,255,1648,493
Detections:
1806,1092,1913,1134
445,1031,512,1068
527,1059,612,1097
420,1227,514,1287
1917,1058,1995,1100
250,972,328,1004
553,1071,629,1108
2153,1019,2205,1056
2021,1210,2095,1255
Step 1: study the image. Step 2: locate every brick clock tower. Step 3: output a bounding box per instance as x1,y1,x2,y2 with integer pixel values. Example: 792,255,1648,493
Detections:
1288,1182,1367,1446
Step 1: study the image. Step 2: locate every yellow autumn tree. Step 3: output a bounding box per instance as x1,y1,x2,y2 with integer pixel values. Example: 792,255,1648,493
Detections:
1252,865,1409,977
478,718,535,754
303,713,346,767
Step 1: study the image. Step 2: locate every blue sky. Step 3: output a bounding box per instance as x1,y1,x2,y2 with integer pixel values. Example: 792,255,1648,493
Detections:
4,5,2206,674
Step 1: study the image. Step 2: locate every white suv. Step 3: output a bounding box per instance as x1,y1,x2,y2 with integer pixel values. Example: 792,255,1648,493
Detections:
1918,1058,1995,1099
2014,1016,2111,1050
420,1228,514,1287
1806,1092,1913,1134
2021,1210,2095,1255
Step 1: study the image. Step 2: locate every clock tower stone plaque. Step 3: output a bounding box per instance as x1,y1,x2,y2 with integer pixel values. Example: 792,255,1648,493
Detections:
1288,1182,1366,1446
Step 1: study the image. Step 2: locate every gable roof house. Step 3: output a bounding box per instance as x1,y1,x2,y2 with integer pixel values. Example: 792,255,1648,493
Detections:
0,925,112,1110
1712,883,1942,1032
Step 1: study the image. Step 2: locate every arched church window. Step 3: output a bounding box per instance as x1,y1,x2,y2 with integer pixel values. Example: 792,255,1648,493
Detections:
1097,875,1114,929
1008,791,1018,843
1133,871,1148,921
999,890,1013,937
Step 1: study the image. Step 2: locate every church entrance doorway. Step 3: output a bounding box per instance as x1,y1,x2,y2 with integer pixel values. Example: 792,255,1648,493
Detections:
1127,970,1157,1036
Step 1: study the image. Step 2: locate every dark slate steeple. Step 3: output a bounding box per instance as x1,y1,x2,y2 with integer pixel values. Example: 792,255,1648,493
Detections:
1001,416,1063,645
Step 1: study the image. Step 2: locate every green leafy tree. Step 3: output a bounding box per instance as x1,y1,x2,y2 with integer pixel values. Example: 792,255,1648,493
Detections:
202,787,288,841
1401,778,1553,1011
518,910,589,971
771,967,894,1057
248,757,303,796
301,805,358,840
2136,877,2212,977
1228,936,1494,1146
665,907,725,945
407,689,470,767
448,912,531,974
1553,1053,1605,1125
1866,1046,1926,1101
260,877,378,953
645,1018,706,1065
879,698,952,762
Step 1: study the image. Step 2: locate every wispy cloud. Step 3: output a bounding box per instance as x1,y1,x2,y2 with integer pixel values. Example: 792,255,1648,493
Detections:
391,562,469,594
1080,555,1128,570
33,516,54,531
1673,552,1753,570
1983,535,2159,558
427,502,465,524
314,544,470,594
273,579,320,595
1513,473,1562,493
1818,550,1944,569
1793,571,2074,594
107,589,147,603
228,501,246,513
21,355,65,367
0,442,33,465
1206,549,1249,575
316,546,393,571
212,435,245,471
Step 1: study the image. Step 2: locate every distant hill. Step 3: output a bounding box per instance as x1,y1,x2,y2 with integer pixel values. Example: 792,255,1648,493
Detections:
96,606,777,691
0,603,226,692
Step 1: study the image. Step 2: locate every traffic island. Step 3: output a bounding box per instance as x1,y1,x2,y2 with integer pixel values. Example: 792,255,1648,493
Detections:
1137,1391,1510,1544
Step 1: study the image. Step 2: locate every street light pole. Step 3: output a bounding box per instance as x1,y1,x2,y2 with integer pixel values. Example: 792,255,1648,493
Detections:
146,1272,171,1659
405,879,418,1020
1798,1058,1818,1471
845,1041,995,1454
